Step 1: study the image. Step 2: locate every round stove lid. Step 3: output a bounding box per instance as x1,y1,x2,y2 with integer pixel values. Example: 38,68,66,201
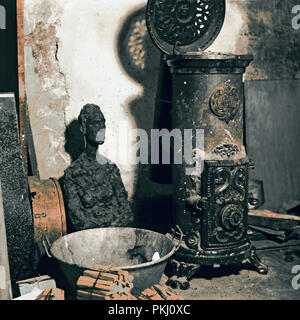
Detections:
146,0,226,55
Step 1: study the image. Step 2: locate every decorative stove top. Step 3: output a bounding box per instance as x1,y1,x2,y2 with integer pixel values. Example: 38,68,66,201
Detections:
146,0,225,55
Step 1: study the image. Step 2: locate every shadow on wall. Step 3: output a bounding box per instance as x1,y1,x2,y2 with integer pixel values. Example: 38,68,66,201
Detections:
115,5,174,234
116,5,160,131
59,5,174,234
64,119,84,163
58,120,84,233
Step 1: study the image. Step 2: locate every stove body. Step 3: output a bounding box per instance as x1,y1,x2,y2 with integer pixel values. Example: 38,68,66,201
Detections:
169,54,255,266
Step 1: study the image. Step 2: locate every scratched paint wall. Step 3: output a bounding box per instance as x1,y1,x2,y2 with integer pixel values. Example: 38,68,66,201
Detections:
23,0,300,204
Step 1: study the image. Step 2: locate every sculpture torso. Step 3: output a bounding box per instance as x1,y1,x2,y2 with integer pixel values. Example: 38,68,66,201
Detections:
64,152,134,230
63,103,134,231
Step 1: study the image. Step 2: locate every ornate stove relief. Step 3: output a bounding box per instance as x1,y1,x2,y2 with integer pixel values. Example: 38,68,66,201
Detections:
214,167,246,205
185,164,248,249
212,142,239,159
147,0,225,54
201,164,248,248
153,0,212,46
213,204,246,244
209,83,240,123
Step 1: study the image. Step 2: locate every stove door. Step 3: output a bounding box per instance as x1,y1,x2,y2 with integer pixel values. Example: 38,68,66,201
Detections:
200,161,249,250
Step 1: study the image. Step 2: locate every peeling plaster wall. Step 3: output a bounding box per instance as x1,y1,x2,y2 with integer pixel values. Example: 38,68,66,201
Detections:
23,0,300,202
24,0,70,181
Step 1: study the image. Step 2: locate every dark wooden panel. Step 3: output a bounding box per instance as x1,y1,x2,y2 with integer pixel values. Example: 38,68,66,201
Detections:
245,80,300,211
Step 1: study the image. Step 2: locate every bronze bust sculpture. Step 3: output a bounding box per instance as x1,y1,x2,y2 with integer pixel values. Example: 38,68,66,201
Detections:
64,104,134,231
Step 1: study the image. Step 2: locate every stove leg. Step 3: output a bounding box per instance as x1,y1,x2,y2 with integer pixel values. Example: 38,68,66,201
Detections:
165,260,200,290
248,247,268,275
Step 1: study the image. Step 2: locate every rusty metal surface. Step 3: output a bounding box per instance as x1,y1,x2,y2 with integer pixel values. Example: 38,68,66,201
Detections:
17,0,40,178
168,54,252,164
144,0,269,278
164,54,268,272
28,176,67,259
171,159,253,267
146,0,225,55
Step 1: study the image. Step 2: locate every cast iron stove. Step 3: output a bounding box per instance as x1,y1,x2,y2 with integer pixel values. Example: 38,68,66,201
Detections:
146,0,268,289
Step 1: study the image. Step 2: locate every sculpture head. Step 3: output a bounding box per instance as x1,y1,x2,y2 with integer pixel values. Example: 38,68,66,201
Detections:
79,104,106,145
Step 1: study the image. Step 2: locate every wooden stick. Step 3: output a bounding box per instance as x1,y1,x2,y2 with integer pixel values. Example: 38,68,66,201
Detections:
139,288,164,300
83,270,119,282
77,276,115,288
77,288,112,297
77,290,106,300
153,285,169,300
249,209,300,231
36,288,55,300
153,284,181,300
90,267,120,276
78,267,135,300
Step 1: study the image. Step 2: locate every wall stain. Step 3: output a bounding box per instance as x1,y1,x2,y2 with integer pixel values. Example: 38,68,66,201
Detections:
24,21,69,108
242,0,300,80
